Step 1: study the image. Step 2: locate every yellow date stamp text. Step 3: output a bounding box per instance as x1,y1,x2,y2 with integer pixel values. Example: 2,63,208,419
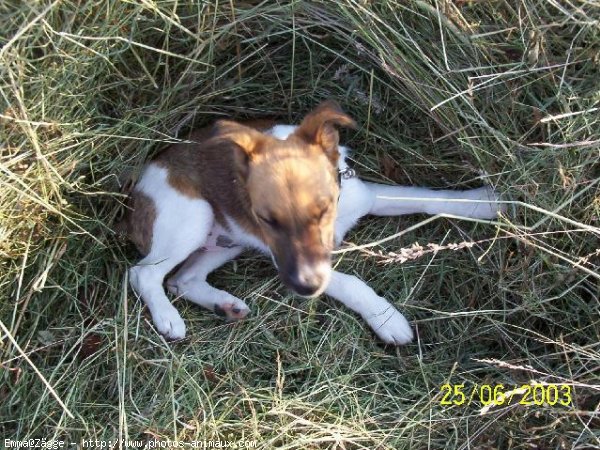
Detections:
439,383,572,407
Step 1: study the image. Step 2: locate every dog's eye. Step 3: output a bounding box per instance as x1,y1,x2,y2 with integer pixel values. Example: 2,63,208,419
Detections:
258,214,280,229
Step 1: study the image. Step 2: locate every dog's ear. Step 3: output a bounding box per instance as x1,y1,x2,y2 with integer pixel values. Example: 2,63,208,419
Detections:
214,120,265,180
293,100,356,163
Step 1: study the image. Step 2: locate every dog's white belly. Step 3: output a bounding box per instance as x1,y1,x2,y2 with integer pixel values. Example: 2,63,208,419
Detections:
207,216,269,254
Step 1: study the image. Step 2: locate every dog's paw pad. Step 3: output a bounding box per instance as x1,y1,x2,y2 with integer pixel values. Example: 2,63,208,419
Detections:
367,309,413,345
151,306,186,340
214,300,250,321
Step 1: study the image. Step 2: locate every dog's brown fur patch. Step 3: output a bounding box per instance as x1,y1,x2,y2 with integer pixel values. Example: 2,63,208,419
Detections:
119,192,156,256
240,118,277,132
152,124,265,238
153,120,278,201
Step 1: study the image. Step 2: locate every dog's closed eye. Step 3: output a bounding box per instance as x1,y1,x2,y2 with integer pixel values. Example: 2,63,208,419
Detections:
315,201,335,222
257,214,281,229
317,205,330,221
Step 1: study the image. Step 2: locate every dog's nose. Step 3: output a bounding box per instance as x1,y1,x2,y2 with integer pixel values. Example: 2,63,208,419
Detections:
288,275,322,297
286,262,331,297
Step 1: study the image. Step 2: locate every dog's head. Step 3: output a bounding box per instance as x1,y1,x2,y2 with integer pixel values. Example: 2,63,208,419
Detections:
218,101,355,297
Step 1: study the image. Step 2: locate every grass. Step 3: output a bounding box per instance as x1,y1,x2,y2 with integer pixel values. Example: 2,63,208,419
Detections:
1,0,599,448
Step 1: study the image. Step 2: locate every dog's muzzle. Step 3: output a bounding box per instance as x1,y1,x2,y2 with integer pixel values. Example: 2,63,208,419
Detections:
284,260,332,297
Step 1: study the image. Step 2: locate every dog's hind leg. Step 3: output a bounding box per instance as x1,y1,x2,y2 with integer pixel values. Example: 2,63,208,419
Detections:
128,164,213,340
325,271,413,345
364,182,503,219
166,246,251,321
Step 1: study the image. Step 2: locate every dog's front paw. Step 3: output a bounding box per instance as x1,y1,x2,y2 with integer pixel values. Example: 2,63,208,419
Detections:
365,301,413,345
214,298,251,321
150,304,186,340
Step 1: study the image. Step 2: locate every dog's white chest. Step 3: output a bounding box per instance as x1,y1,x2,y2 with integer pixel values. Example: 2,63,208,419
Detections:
335,177,373,244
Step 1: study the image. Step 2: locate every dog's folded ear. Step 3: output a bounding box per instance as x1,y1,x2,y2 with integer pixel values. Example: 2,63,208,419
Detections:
214,120,264,156
293,100,356,163
213,120,266,181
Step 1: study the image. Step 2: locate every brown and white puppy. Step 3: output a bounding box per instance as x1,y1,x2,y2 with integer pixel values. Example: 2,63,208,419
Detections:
122,101,502,344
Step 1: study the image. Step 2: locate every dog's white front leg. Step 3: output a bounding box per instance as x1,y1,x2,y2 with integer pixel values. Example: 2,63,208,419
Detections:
167,246,250,320
365,182,502,219
324,270,413,345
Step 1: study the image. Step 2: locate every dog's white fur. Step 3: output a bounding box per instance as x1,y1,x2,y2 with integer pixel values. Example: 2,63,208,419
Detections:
129,124,502,344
